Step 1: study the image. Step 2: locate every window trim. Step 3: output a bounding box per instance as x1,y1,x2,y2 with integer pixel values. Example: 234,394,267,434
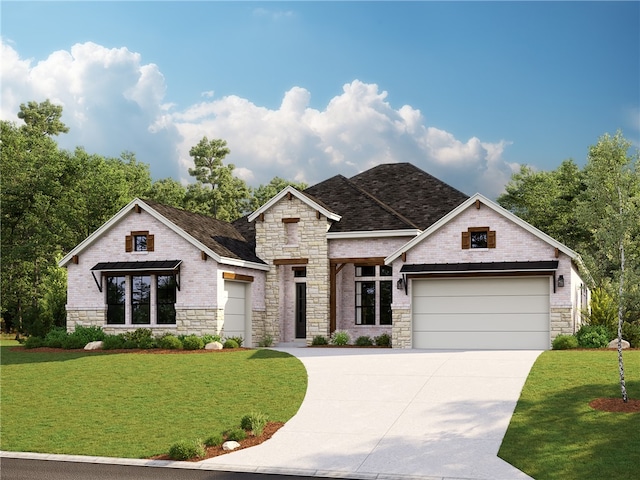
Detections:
462,227,496,249
354,266,393,326
125,231,155,252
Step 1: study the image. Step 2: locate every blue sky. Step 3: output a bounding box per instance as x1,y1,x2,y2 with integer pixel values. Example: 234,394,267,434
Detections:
2,1,638,198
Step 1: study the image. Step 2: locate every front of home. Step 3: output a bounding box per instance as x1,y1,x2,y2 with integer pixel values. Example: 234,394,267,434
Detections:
59,163,589,349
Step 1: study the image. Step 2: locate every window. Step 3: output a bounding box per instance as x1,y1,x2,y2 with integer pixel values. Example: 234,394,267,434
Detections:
293,266,307,278
131,275,151,324
354,265,393,325
157,275,177,324
125,231,154,252
462,227,496,249
106,276,125,324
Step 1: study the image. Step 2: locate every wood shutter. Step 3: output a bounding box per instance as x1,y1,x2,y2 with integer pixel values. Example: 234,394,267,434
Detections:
147,234,155,252
461,231,470,249
125,235,133,252
488,230,496,248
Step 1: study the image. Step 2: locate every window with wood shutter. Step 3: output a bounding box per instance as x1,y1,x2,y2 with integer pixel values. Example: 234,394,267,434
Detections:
462,227,496,249
461,231,470,249
126,231,154,252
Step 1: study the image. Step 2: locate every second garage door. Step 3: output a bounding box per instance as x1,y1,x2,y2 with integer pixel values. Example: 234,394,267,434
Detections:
223,281,248,342
412,276,550,350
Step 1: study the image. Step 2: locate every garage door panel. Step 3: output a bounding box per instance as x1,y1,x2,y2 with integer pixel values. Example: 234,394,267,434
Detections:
413,313,549,332
413,277,549,297
414,295,548,315
224,281,246,339
413,331,550,350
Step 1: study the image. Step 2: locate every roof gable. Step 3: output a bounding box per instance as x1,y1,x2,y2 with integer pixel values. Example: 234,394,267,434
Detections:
248,185,341,222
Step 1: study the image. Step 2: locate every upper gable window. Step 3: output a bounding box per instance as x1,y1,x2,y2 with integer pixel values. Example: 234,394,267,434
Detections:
126,231,154,252
462,227,495,249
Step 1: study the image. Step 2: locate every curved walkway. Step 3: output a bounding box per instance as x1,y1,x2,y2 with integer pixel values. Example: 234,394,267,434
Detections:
203,348,540,479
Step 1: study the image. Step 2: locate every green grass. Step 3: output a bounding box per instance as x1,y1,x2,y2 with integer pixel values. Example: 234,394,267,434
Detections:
0,346,307,458
499,350,640,480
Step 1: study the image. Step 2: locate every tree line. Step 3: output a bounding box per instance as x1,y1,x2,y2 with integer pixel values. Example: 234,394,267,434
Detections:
1,100,305,335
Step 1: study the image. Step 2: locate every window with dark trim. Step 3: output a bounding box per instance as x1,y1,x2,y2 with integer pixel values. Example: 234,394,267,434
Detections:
293,266,307,278
380,281,393,325
131,275,151,324
125,231,155,252
106,276,125,324
354,265,393,325
462,227,496,249
356,281,376,325
157,275,177,324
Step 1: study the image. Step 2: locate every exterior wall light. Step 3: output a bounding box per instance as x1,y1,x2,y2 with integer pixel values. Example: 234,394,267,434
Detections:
557,275,565,288
396,277,405,290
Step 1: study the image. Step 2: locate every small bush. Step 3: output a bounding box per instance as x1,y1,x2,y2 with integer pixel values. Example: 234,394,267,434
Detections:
223,339,239,349
240,412,268,436
62,334,90,349
168,439,205,460
330,330,350,346
102,334,126,350
225,428,247,442
182,334,204,350
622,321,640,348
312,335,328,345
355,335,373,346
227,336,244,347
204,433,224,447
552,334,579,350
44,327,68,348
158,334,183,350
374,332,392,347
201,334,222,345
73,325,106,342
258,334,274,347
24,336,45,349
576,324,611,349
122,328,156,349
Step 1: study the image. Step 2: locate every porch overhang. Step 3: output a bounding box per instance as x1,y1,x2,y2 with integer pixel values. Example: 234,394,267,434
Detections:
90,260,182,292
399,260,559,275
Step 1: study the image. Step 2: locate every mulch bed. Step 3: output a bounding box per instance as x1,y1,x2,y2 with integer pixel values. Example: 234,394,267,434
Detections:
11,347,250,354
148,422,285,462
589,397,640,413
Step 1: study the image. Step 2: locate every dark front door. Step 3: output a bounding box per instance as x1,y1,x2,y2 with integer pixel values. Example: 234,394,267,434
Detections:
295,283,306,339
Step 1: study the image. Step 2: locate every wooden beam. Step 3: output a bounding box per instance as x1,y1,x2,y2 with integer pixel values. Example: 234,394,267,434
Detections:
330,257,385,265
134,204,142,213
475,199,481,209
316,211,321,220
282,217,300,223
287,191,293,200
273,258,309,265
554,247,560,258
330,263,337,333
222,272,254,282
201,251,207,261
72,255,79,264
259,213,264,222
401,252,406,262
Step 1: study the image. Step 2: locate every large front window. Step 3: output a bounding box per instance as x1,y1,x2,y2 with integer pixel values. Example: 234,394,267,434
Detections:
157,275,177,324
355,265,393,325
106,276,125,324
131,275,151,324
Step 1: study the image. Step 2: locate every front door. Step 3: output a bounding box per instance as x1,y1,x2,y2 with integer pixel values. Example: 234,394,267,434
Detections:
295,283,306,339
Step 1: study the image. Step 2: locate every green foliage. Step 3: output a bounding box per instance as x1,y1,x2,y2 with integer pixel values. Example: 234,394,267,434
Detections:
582,287,617,335
223,339,239,349
311,335,328,345
374,332,392,347
575,325,612,348
61,325,105,349
240,412,268,436
249,177,308,210
201,334,222,345
224,428,247,442
551,334,578,350
122,328,155,349
102,334,126,350
355,335,373,346
168,439,205,460
23,336,45,349
204,433,224,447
157,333,183,350
44,327,68,348
330,330,350,346
182,335,204,350
258,334,274,347
227,336,244,347
622,321,640,348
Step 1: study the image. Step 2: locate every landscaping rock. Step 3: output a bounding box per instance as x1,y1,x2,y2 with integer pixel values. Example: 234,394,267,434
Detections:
222,441,240,451
607,339,630,349
205,341,223,350
84,341,103,350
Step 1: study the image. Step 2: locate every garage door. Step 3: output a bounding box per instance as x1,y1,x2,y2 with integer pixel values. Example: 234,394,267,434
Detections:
223,281,247,341
412,277,550,350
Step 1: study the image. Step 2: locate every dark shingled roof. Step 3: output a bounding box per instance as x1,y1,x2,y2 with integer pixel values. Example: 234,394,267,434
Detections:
92,260,182,272
400,261,559,274
142,199,265,265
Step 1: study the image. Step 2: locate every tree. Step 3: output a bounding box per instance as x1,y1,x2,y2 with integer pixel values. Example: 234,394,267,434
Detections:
249,177,308,211
577,131,639,403
187,137,250,221
147,178,187,208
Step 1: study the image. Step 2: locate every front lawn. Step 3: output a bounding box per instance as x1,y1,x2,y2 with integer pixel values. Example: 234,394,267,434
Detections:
0,346,307,458
499,350,640,480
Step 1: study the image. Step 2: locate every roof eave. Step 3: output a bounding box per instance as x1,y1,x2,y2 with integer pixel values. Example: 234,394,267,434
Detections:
327,229,421,240
248,186,341,222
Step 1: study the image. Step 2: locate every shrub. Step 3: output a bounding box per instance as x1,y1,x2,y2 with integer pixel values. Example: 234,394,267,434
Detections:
62,334,90,349
227,336,244,347
168,439,205,460
552,334,579,350
622,321,640,348
73,325,106,342
24,336,45,349
201,334,222,345
576,324,612,349
330,330,350,346
122,328,156,349
312,335,328,345
204,433,224,447
158,333,183,350
102,334,126,350
44,327,68,348
355,335,373,346
582,286,617,336
374,332,392,347
258,334,274,347
223,339,239,349
240,412,268,436
225,428,247,442
182,335,204,350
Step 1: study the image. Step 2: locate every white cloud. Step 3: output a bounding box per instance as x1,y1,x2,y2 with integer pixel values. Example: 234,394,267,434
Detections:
1,40,517,197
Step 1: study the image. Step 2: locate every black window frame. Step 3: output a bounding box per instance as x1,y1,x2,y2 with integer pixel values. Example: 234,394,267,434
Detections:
131,275,151,324
156,275,177,325
106,276,126,324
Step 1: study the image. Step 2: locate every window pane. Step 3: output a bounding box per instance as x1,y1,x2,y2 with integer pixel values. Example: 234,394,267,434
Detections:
157,275,176,324
131,275,150,324
380,265,393,276
380,281,393,325
356,266,376,277
471,231,488,248
355,281,375,325
106,276,125,324
134,235,147,251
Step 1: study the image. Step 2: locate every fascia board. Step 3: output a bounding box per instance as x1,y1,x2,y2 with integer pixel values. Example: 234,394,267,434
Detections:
327,229,421,239
218,257,270,271
248,186,341,222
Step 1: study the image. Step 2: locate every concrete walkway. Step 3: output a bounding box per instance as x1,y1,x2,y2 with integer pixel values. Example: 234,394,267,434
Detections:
203,348,541,480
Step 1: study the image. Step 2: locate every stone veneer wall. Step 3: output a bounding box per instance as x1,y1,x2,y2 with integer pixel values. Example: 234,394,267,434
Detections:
550,307,574,342
392,308,412,349
255,196,331,344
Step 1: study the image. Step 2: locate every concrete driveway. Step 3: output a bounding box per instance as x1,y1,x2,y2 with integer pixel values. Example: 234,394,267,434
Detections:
203,348,541,480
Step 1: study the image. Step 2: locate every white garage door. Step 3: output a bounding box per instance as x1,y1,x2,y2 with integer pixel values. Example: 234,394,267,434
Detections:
223,281,247,341
412,277,550,350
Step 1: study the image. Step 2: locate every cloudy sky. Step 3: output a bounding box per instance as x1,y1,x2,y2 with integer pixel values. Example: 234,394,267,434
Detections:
2,1,638,198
